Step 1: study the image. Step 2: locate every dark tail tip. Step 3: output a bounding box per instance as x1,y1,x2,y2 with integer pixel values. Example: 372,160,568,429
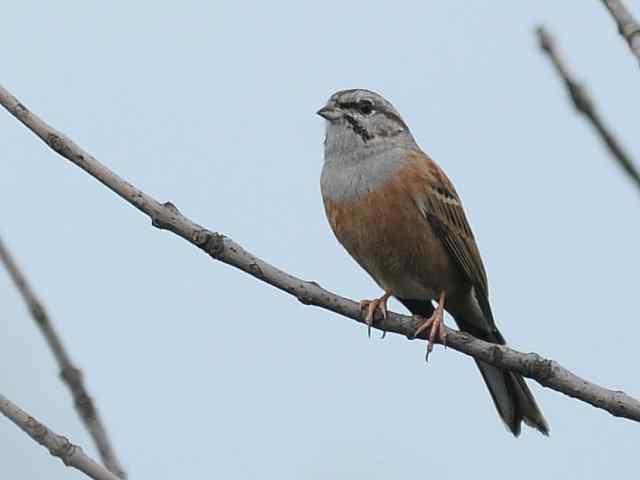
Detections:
508,371,550,437
476,360,550,437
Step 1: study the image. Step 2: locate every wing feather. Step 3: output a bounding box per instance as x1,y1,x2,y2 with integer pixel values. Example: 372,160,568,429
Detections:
408,150,493,320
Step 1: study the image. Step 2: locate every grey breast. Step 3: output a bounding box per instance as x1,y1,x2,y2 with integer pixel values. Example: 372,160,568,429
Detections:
320,143,413,204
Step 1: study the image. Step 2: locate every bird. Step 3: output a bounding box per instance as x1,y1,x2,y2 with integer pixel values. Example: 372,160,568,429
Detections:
317,88,549,436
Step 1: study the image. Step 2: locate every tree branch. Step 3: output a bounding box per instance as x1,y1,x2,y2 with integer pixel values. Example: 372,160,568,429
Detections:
0,237,126,478
0,392,121,480
600,0,640,65
536,26,640,193
1,82,639,428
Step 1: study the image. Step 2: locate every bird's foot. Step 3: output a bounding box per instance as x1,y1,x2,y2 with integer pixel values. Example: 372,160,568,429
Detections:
413,292,447,362
359,292,391,338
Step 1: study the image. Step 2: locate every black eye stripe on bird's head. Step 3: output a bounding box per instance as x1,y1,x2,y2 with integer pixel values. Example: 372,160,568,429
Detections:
379,110,407,130
338,100,407,131
338,100,374,115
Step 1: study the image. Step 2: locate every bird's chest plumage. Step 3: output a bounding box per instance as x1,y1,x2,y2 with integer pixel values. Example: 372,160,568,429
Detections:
321,158,464,300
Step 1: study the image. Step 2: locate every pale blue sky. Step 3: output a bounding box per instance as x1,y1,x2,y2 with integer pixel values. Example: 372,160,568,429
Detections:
2,2,639,479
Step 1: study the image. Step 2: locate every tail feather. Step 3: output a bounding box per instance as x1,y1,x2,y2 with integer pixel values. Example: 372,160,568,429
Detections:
475,360,549,436
458,319,549,436
398,296,549,436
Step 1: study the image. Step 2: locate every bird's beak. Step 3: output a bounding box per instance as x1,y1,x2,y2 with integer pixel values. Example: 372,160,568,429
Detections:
316,105,341,121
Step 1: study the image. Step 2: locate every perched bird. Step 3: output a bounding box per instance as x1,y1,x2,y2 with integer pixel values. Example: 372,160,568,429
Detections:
318,88,549,436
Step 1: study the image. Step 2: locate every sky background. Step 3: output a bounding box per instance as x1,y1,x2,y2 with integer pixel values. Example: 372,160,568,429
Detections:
2,2,640,479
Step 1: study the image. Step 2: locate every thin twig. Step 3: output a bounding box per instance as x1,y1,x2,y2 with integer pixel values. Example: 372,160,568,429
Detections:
536,26,640,192
1,83,639,427
0,237,126,478
0,393,120,480
600,0,640,65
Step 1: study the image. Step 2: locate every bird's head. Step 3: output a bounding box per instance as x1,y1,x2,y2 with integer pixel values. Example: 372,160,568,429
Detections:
317,89,411,152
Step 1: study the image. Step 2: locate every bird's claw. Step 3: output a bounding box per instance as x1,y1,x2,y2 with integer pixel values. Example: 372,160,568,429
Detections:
359,293,391,338
413,293,447,362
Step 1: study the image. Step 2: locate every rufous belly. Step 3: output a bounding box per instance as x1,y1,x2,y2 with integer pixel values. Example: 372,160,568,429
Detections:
323,169,466,301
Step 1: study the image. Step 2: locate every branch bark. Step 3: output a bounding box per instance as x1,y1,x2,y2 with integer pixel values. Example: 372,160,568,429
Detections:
1,82,639,428
0,393,121,480
0,237,126,478
600,0,640,65
536,26,640,193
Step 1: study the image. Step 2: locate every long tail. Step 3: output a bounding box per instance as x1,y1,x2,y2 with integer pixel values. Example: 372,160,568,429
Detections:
397,296,549,436
455,312,549,436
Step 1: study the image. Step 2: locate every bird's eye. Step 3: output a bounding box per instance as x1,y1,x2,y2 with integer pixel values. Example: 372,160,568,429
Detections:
358,100,374,115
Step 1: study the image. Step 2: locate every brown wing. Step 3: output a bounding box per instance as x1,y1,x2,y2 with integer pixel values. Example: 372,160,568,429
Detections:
406,150,493,320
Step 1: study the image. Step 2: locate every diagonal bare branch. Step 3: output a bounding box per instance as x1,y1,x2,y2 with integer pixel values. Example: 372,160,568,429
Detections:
0,392,120,480
1,82,639,430
0,237,126,478
600,0,640,65
536,26,640,193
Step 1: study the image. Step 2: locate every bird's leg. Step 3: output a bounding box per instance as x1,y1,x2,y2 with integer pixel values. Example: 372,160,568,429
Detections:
359,292,392,338
413,291,447,361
